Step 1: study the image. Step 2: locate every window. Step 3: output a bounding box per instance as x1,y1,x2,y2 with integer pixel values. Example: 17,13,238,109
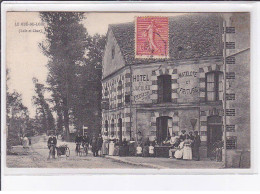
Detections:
105,120,108,135
206,71,223,102
226,136,237,149
158,75,172,103
104,87,108,97
118,80,123,107
111,119,115,137
125,94,130,103
111,46,115,59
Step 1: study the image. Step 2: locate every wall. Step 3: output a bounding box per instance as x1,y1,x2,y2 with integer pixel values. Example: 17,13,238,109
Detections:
136,111,152,141
102,30,126,78
226,13,250,150
178,108,199,132
223,13,250,168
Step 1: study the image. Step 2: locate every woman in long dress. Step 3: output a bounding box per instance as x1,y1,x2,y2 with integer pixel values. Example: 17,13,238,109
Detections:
108,139,115,156
101,135,109,155
183,135,192,160
174,141,185,159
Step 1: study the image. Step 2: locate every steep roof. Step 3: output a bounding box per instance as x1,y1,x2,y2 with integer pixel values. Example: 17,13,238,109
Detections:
109,13,223,65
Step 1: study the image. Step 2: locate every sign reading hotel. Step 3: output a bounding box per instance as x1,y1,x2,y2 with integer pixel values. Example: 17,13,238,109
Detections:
135,16,169,58
132,69,152,104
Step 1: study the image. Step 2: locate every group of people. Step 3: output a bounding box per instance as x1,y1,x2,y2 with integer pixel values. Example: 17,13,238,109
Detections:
74,133,103,157
101,137,132,156
167,130,201,161
47,130,201,161
98,130,201,160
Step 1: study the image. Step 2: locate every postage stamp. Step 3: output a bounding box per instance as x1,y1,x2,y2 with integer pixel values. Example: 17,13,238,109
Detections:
135,16,169,58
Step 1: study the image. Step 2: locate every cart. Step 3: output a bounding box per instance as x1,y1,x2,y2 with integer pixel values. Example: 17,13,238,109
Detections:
56,144,70,158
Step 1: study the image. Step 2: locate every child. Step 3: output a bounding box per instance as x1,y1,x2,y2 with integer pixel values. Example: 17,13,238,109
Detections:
136,144,142,157
149,143,155,157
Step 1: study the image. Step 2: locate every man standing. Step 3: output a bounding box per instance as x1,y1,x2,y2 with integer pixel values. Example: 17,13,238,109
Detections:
75,133,82,154
91,136,98,157
47,132,57,158
82,133,90,147
193,131,201,161
47,132,57,149
189,131,195,157
82,133,90,155
97,134,103,156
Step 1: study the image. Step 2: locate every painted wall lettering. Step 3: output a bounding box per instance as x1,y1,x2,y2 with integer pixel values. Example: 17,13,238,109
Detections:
132,74,150,82
132,70,153,104
178,66,200,103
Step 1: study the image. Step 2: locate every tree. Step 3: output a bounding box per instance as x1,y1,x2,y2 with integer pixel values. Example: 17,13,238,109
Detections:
39,12,88,140
6,69,30,148
70,34,106,137
32,77,55,134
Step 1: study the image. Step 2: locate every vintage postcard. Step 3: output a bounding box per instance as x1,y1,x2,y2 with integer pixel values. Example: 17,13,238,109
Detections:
2,10,250,173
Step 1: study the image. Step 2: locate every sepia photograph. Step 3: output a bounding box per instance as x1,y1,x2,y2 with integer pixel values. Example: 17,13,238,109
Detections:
3,11,250,171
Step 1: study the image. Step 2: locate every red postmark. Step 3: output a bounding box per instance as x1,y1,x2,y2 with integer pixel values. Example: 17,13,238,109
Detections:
135,16,169,58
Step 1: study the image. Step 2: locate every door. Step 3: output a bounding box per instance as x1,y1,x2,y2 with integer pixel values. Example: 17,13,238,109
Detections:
207,116,222,157
156,116,171,144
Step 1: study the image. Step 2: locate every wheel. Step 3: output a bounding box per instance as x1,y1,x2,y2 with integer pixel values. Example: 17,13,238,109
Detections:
85,147,88,156
65,147,70,157
79,150,83,157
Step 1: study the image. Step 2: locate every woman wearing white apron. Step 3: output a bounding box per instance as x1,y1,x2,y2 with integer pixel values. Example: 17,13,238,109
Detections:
183,135,192,160
174,141,185,159
108,140,115,156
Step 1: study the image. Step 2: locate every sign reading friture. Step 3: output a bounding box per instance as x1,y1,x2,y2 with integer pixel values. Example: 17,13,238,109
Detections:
135,16,169,59
177,66,199,103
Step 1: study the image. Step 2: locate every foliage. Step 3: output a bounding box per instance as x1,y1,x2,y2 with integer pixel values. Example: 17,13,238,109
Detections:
6,69,30,148
70,34,106,136
39,12,88,140
39,12,106,139
32,77,55,134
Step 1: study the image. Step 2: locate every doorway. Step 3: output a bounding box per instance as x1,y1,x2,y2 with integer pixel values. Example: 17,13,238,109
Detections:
156,116,172,144
207,116,222,157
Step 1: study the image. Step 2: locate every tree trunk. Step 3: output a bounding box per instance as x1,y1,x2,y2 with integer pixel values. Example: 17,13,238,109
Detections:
62,92,70,141
63,105,70,141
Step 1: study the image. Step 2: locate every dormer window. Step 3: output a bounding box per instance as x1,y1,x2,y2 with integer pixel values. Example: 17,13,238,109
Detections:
111,46,115,59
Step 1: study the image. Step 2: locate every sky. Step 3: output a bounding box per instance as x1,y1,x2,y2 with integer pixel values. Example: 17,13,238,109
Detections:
6,12,184,117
